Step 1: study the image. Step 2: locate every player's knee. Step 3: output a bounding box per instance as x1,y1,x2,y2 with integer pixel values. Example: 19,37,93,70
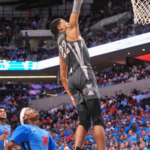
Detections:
80,120,91,131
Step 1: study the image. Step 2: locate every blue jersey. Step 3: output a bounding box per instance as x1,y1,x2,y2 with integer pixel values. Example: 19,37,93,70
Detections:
137,130,143,138
127,136,137,146
146,128,150,134
9,124,57,150
143,136,149,143
0,123,11,150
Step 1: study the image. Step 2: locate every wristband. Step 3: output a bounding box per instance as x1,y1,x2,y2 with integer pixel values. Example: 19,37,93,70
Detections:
72,0,83,14
70,96,74,101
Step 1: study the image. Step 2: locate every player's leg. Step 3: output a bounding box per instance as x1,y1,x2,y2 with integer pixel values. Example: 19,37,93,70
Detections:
85,99,105,150
74,125,86,149
75,102,91,150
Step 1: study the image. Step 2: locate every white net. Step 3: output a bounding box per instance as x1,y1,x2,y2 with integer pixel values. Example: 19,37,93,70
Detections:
131,0,150,25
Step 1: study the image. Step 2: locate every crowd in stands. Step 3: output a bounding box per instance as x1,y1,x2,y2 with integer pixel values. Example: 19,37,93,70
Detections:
0,11,40,47
5,87,150,150
85,15,150,48
0,80,60,90
0,45,27,62
37,45,58,61
0,92,33,130
96,62,150,88
0,17,14,46
0,80,65,100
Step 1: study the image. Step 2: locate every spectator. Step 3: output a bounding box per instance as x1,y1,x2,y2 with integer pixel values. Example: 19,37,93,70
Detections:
124,141,130,149
64,146,69,150
18,55,24,62
18,85,22,90
121,96,128,107
51,83,57,89
118,90,125,101
132,65,138,73
108,0,112,8
42,52,48,60
145,63,150,71
142,130,149,143
11,105,16,114
127,74,137,82
23,94,29,100
102,80,108,87
7,80,12,84
46,46,50,51
32,20,37,29
127,129,137,147
28,85,33,90
17,80,22,84
17,94,22,100
113,74,120,81
25,32,29,44
37,53,42,61
107,79,115,86
1,84,7,90
139,141,147,150
131,141,138,150
51,105,57,113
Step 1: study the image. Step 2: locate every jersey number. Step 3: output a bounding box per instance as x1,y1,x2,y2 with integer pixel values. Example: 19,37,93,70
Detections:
59,40,70,59
41,136,48,146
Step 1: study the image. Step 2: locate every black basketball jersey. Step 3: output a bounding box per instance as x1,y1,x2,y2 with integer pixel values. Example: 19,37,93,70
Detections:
57,30,92,75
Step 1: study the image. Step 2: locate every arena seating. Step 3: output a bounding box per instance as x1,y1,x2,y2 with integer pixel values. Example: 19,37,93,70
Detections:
0,45,28,62
0,14,40,47
4,87,150,149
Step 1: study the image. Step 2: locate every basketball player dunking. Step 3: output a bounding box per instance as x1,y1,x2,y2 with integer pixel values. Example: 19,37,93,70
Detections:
50,0,105,150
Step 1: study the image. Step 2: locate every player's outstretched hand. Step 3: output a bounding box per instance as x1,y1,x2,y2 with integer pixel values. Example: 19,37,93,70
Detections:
72,100,76,107
70,96,76,107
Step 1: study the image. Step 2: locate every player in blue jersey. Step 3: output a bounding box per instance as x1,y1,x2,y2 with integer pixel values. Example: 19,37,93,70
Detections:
0,106,11,150
4,107,57,150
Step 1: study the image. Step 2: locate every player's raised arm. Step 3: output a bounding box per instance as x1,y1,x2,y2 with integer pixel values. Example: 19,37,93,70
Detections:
69,0,83,28
59,54,76,107
66,0,83,40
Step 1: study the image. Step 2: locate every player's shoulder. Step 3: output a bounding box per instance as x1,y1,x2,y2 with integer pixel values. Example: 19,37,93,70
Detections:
15,124,31,131
57,31,66,44
40,128,49,135
5,123,11,129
